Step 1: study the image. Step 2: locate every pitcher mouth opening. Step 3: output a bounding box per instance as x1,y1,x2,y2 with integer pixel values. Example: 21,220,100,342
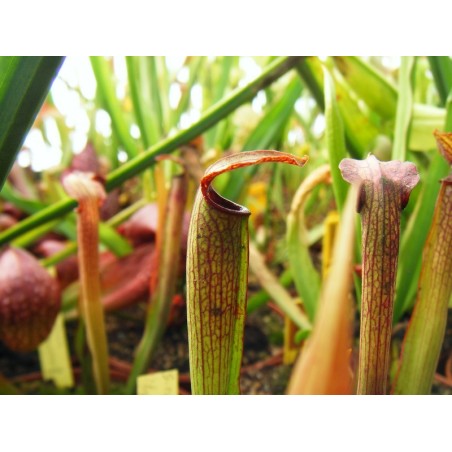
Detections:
204,185,250,216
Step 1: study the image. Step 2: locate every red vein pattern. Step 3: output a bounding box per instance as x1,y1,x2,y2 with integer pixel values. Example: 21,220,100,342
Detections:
393,133,452,394
188,190,248,394
340,155,419,395
187,151,307,395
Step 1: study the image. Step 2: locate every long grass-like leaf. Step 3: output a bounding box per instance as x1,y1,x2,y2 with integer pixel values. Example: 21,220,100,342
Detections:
428,56,452,106
0,56,64,189
392,57,416,161
90,57,139,158
297,57,378,158
126,56,159,147
205,57,238,148
324,68,348,212
333,56,398,120
221,76,302,202
0,57,302,246
153,57,171,134
409,103,446,151
296,58,325,110
1,181,132,256
170,56,205,128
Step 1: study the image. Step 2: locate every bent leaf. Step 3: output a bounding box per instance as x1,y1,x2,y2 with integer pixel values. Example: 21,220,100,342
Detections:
287,186,356,395
187,150,307,395
286,164,330,321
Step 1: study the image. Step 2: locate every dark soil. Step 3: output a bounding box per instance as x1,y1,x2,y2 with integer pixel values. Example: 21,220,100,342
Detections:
1,302,450,395
0,302,292,395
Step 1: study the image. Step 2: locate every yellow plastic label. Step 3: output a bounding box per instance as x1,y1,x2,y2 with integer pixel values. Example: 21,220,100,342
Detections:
137,369,179,395
38,313,74,388
283,298,303,365
322,211,340,280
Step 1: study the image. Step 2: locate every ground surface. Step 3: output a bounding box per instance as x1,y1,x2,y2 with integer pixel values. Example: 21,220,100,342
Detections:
1,302,450,395
0,303,292,395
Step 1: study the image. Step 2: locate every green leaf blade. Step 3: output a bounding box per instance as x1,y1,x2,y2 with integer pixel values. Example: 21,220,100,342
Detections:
90,57,139,158
392,56,416,161
333,56,397,120
0,56,301,246
0,56,64,190
324,68,348,212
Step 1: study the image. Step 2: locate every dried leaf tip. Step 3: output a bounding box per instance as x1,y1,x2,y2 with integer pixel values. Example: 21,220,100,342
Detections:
63,171,106,202
433,130,452,165
339,154,419,211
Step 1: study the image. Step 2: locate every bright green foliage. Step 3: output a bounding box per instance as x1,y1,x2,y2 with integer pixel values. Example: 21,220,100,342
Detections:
333,56,397,119
1,56,452,396
392,57,416,161
0,56,64,189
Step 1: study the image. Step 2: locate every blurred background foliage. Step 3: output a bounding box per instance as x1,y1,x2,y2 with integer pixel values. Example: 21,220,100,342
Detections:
6,56,448,310
0,56,451,394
